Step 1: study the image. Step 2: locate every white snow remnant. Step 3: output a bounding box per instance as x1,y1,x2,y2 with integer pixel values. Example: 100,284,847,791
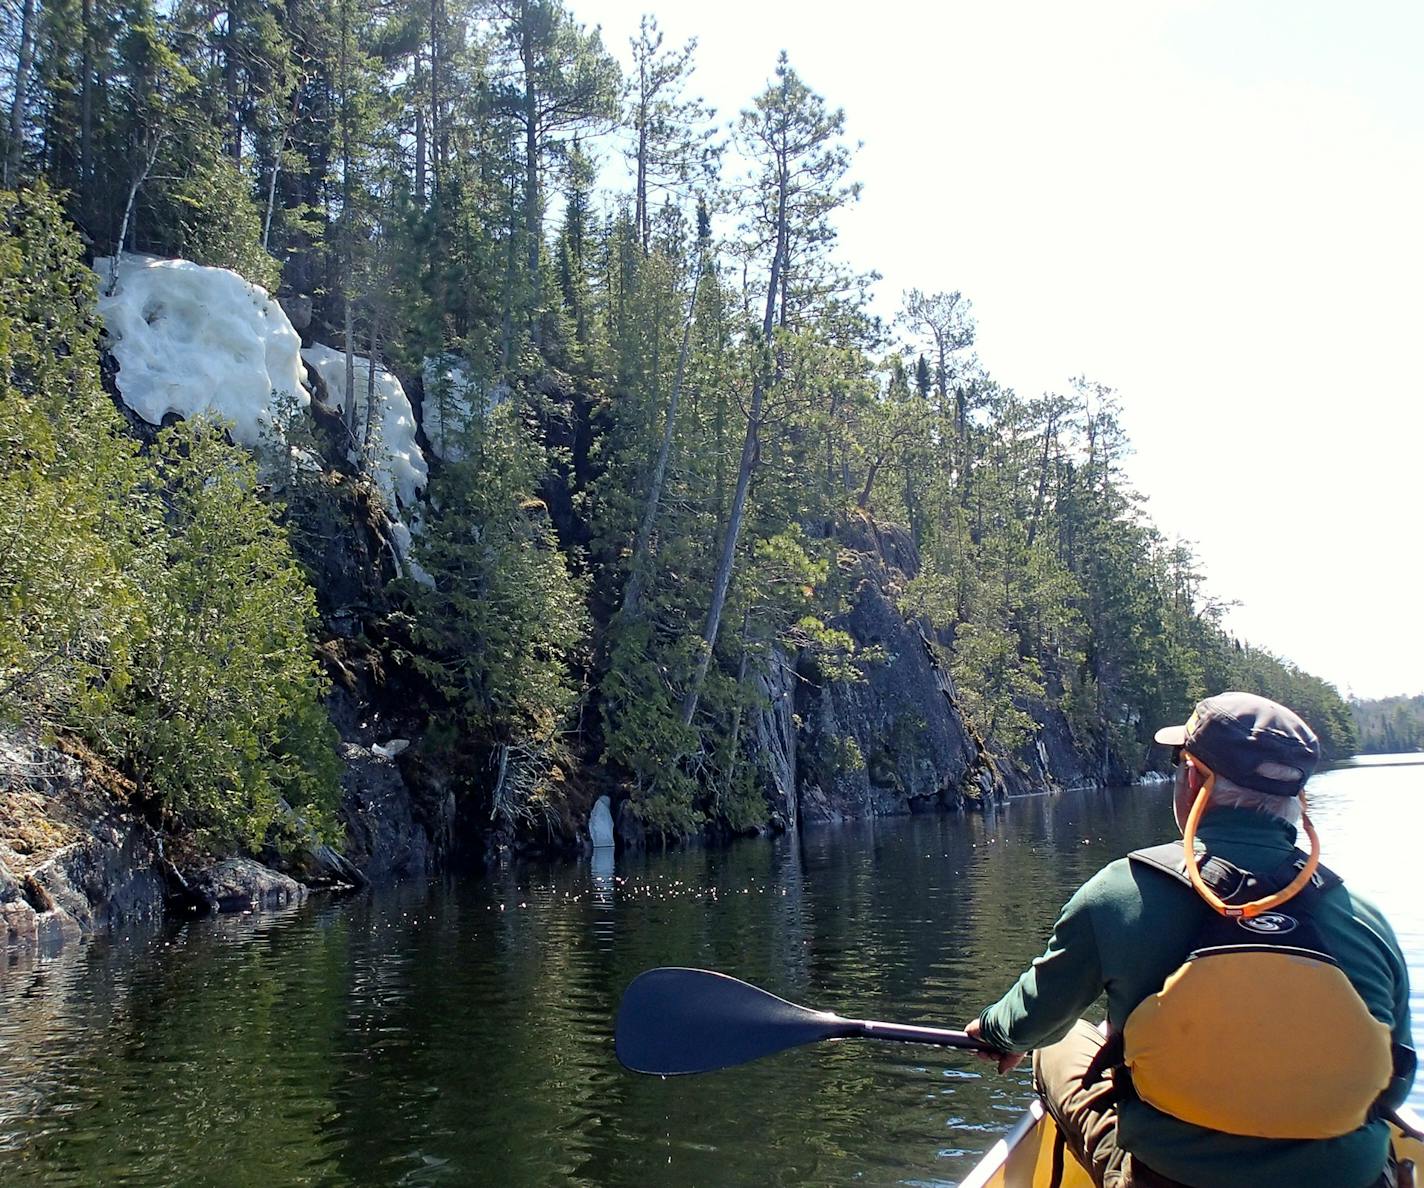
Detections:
89,255,435,585
589,795,615,849
387,517,435,588
302,343,432,586
93,254,307,446
302,343,428,512
420,353,507,460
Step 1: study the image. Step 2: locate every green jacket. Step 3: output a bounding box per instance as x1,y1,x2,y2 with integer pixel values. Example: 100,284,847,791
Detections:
976,806,1414,1188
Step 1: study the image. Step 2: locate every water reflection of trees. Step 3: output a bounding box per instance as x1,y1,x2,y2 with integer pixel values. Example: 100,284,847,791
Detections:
0,785,1180,1186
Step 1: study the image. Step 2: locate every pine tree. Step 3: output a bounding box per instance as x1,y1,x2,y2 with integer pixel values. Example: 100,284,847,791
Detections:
485,0,618,344
626,15,715,255
682,52,857,726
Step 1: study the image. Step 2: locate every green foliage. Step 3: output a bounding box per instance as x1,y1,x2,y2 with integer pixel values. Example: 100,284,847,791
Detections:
1351,695,1424,755
948,624,1043,752
0,183,147,725
805,731,864,793
6,3,1368,851
404,400,588,820
120,420,341,848
150,133,283,290
603,624,702,837
0,187,338,851
715,759,772,835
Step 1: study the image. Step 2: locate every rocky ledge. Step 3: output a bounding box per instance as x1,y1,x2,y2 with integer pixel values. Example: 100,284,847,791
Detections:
1,729,166,954
0,726,440,957
182,858,308,915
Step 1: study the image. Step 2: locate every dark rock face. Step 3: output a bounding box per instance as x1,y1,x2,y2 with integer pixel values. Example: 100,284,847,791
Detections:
280,367,451,881
754,648,799,831
278,292,313,332
1024,700,1098,792
776,516,995,824
287,476,399,634
0,730,166,954
30,825,166,936
338,743,436,882
187,858,307,914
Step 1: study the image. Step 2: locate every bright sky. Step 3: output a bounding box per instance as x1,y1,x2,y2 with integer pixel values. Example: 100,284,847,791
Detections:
571,0,1424,699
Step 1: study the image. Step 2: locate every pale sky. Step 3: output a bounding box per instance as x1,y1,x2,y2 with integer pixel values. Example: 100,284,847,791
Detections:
572,0,1424,699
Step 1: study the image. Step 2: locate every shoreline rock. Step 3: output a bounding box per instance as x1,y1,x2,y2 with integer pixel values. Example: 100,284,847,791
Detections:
184,858,308,915
1,729,166,955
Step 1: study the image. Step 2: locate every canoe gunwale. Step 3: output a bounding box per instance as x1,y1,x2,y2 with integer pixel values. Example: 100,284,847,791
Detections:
958,1097,1046,1188
958,1099,1424,1188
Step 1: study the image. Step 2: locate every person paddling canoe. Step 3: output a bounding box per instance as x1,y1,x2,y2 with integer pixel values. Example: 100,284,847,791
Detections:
966,691,1417,1188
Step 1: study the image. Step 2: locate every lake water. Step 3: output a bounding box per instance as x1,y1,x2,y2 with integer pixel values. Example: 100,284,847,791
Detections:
1,755,1419,1186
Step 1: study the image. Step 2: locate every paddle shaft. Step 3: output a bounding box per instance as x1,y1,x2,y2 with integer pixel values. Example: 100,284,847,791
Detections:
843,1018,990,1050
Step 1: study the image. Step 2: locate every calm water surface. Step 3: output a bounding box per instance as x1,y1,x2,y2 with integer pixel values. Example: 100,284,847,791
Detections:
1,756,1419,1186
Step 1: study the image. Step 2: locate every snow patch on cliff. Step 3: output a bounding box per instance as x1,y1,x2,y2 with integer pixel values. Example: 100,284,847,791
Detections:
301,344,432,586
301,343,427,512
93,255,308,446
421,354,507,460
88,254,432,585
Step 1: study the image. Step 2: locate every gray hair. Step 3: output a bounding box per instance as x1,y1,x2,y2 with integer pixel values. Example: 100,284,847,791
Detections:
1208,772,1303,826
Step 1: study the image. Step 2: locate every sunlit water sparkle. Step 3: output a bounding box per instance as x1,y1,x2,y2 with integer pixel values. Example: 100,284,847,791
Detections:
1,757,1418,1186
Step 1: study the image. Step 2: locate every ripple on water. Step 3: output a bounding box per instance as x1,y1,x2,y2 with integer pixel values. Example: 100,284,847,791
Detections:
1,770,1419,1184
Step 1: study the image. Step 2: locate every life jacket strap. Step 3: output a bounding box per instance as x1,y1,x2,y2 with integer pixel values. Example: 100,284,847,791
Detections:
1372,1047,1421,1132
1128,841,1342,907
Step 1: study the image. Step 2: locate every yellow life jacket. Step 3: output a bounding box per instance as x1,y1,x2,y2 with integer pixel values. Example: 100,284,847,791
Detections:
1118,843,1399,1141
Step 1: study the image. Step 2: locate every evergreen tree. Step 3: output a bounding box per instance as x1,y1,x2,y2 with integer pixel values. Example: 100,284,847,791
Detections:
485,0,618,346
123,419,342,848
0,183,146,727
626,15,715,254
681,52,857,726
404,400,588,825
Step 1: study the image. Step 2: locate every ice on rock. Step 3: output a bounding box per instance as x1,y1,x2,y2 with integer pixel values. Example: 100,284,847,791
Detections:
89,255,435,584
420,353,507,460
589,795,615,849
302,343,433,586
93,255,308,446
387,517,435,588
301,343,428,512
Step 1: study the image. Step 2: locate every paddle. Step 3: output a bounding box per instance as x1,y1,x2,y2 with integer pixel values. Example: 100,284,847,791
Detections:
614,966,996,1076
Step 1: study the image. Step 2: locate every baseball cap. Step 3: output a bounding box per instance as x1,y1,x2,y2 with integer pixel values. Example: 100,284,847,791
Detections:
1153,691,1320,797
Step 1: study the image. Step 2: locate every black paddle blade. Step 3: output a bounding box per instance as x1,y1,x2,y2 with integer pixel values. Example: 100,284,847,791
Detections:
615,967,854,1076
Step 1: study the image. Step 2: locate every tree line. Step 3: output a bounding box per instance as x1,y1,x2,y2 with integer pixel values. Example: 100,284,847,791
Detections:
0,0,1358,849
1350,696,1424,755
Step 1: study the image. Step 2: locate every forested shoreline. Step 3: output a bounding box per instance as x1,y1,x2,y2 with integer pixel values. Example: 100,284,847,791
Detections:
1,0,1356,866
1350,696,1424,755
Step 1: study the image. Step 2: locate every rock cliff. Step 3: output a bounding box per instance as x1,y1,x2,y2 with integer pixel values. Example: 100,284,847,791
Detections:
1,730,166,953
5,252,1102,951
753,515,1007,830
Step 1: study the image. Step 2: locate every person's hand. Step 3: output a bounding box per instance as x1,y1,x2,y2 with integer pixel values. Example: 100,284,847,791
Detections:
965,1017,1027,1074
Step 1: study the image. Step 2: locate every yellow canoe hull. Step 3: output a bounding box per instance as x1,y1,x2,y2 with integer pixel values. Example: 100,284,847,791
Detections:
1397,1111,1424,1171
962,1099,1424,1188
959,1098,1093,1188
